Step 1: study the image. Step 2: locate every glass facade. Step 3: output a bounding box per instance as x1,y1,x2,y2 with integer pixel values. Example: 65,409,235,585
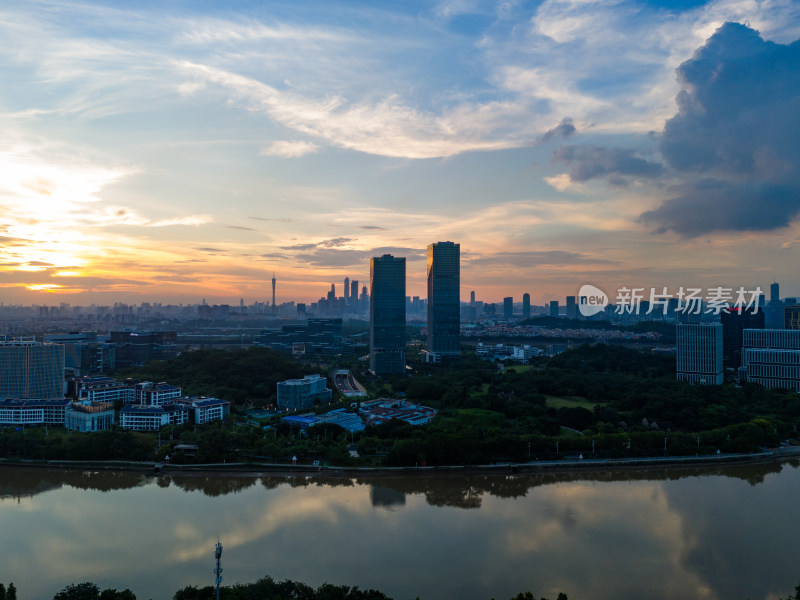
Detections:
427,242,460,357
370,254,406,374
0,341,64,399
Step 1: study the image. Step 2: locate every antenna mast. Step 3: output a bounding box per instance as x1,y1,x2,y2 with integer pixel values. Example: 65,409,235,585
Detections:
214,540,223,600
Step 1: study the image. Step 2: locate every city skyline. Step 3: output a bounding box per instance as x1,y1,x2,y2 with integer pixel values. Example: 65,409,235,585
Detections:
1,1,799,305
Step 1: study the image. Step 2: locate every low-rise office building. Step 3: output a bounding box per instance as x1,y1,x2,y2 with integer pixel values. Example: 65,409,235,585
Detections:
739,329,800,392
277,374,332,410
0,399,71,426
119,403,189,431
65,401,115,432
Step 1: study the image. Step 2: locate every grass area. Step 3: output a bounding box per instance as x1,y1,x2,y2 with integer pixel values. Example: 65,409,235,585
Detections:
468,383,490,398
558,426,584,438
544,394,598,410
503,365,532,374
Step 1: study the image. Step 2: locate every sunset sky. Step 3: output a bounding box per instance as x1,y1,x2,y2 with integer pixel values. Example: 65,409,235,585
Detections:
1,0,799,306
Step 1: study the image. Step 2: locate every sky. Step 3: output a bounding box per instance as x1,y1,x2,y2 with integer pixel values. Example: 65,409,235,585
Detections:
1,0,799,306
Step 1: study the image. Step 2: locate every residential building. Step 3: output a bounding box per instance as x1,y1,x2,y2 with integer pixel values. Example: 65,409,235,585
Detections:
277,374,332,410
187,398,230,424
426,242,460,362
676,323,723,385
0,339,65,400
370,254,407,374
739,329,800,392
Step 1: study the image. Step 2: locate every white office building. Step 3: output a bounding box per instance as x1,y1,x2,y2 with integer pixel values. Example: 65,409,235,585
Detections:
739,329,800,392
676,323,723,385
277,374,332,410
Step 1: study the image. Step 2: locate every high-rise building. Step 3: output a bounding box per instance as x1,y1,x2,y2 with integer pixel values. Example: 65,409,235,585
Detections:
503,297,513,320
427,242,460,361
522,293,531,320
470,290,476,304
721,306,764,369
785,305,800,330
676,323,723,385
351,280,359,303
344,277,350,302
549,300,559,317
0,339,65,399
739,329,800,391
566,296,577,319
370,255,406,374
766,282,784,328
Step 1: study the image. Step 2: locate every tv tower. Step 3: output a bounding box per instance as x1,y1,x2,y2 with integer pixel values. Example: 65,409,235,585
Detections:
272,272,277,315
214,540,223,600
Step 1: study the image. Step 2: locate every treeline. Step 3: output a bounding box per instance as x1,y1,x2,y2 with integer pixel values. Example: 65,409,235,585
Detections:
0,428,155,461
114,347,313,406
46,578,568,600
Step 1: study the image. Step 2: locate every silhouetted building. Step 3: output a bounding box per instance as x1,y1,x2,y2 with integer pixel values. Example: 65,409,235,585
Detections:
549,301,559,317
766,282,784,328
370,255,406,374
721,307,764,369
110,330,177,368
503,297,513,320
566,296,577,319
785,305,800,331
257,318,344,355
522,293,531,320
427,242,460,362
676,323,723,385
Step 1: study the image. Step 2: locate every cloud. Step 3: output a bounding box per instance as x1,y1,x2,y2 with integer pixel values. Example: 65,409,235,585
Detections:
643,22,800,236
294,246,425,268
551,144,664,184
281,237,352,251
469,250,614,267
359,225,386,230
260,140,320,158
538,117,576,143
249,216,295,223
223,225,256,231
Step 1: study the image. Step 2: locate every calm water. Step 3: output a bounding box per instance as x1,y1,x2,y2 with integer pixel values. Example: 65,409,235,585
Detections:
2,461,799,600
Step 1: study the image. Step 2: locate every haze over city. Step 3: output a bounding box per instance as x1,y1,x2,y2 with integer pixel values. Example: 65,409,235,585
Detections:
1,0,799,306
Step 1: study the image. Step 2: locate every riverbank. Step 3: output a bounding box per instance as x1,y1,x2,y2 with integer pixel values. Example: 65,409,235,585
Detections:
3,446,799,479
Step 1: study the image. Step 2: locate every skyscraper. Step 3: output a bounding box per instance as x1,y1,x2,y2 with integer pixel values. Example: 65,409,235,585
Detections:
676,323,723,385
427,241,460,361
766,282,784,328
522,293,531,320
344,276,350,302
503,297,513,320
370,255,406,374
566,296,577,319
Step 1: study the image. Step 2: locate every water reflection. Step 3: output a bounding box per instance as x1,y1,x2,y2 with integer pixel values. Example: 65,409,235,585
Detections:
1,461,799,600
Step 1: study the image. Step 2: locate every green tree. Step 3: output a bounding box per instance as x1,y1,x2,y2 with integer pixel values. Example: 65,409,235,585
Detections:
53,582,100,600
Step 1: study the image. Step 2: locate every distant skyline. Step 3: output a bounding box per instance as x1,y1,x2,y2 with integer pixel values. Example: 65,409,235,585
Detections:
1,1,799,305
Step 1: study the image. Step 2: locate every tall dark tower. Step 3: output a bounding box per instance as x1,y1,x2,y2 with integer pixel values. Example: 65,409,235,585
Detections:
271,272,276,315
427,241,460,361
522,293,531,319
370,255,406,374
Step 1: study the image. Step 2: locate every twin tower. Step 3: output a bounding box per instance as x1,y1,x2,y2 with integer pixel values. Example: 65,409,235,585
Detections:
370,241,460,374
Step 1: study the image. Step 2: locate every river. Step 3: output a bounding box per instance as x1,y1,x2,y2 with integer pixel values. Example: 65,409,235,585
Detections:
2,461,799,600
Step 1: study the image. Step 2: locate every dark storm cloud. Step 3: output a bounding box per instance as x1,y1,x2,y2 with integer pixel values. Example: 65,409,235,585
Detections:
643,22,800,236
551,145,663,183
539,117,577,143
